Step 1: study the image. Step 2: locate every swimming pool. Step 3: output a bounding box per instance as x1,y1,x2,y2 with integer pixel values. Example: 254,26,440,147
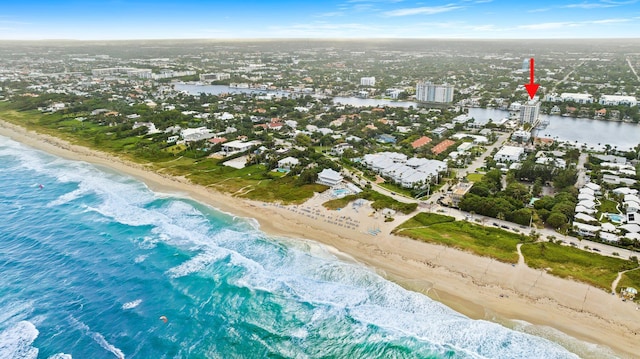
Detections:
608,213,624,223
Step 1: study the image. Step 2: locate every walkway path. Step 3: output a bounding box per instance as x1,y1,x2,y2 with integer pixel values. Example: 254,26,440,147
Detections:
550,61,584,93
611,266,640,294
516,243,525,266
626,57,640,83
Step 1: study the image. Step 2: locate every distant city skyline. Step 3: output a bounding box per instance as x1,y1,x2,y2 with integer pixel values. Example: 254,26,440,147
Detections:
1,0,640,40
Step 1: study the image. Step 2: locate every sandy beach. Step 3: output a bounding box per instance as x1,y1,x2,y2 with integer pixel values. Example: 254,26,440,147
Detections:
1,119,639,358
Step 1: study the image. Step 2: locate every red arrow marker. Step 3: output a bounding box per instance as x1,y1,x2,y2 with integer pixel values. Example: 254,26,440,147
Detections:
524,58,540,100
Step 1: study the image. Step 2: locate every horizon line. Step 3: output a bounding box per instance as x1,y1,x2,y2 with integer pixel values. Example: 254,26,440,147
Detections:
1,37,640,42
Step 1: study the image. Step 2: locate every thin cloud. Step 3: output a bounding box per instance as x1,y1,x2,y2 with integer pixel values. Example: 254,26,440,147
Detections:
0,20,30,25
591,18,631,23
528,7,551,13
314,11,346,17
345,0,404,3
562,0,637,8
517,18,633,30
517,22,580,30
265,22,377,37
383,4,465,16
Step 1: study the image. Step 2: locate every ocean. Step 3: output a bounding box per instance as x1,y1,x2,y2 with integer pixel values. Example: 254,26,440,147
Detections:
0,135,591,359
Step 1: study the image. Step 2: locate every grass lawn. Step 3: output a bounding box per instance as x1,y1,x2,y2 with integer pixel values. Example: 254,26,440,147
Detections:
394,214,521,263
378,181,414,197
616,268,640,301
243,177,328,204
0,107,327,204
521,242,638,291
322,190,418,214
394,212,455,229
466,173,484,182
598,199,619,214
323,194,359,210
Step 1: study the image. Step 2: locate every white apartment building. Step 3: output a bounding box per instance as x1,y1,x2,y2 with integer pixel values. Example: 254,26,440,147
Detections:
560,93,593,103
415,82,454,103
519,101,540,125
360,77,376,86
200,72,231,81
599,95,637,107
493,146,524,162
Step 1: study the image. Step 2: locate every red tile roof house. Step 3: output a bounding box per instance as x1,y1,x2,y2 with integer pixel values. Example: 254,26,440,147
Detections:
431,139,456,155
411,136,432,149
208,137,227,145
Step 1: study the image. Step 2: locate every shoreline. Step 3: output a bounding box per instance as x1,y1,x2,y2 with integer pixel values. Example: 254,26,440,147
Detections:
1,119,639,358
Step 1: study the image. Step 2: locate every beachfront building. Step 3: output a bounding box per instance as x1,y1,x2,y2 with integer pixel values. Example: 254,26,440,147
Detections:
132,121,160,135
415,82,454,103
362,152,447,189
493,146,524,163
277,156,299,171
221,140,261,156
317,168,343,186
181,127,215,143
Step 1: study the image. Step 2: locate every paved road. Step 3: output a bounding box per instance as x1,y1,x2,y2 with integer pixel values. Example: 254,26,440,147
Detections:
551,61,585,94
627,57,640,82
457,131,511,178
332,136,639,261
575,152,588,188
428,203,639,261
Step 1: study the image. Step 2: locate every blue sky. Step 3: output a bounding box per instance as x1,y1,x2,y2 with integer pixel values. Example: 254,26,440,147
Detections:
1,0,639,40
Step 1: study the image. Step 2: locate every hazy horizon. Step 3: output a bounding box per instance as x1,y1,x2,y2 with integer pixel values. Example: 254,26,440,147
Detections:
1,0,640,40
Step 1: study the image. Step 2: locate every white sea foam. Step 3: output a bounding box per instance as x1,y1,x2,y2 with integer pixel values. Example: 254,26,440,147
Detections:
122,299,142,310
69,317,125,359
511,320,619,359
0,301,35,326
47,354,73,359
0,321,39,359
0,137,590,358
166,250,230,278
134,254,148,263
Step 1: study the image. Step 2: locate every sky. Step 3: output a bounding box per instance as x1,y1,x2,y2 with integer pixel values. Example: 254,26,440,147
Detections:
1,0,640,40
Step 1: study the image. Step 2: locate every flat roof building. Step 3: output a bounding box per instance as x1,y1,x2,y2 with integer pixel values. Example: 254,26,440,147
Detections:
493,146,524,162
519,101,540,125
415,82,454,103
599,95,637,107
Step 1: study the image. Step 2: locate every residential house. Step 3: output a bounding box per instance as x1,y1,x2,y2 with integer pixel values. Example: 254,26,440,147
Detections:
431,140,456,155
376,134,397,144
493,146,524,162
277,156,299,170
573,222,599,237
317,168,343,186
411,136,432,149
221,140,261,156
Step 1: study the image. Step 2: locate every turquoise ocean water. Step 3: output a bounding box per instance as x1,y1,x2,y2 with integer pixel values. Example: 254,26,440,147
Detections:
0,135,589,358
